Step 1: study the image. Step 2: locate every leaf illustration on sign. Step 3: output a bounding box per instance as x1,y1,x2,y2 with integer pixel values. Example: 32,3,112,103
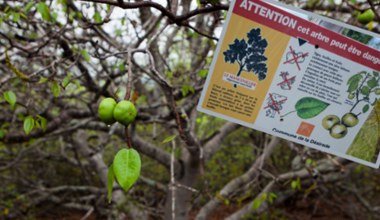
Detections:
347,71,380,115
223,28,268,87
295,97,330,119
281,97,329,119
347,73,363,93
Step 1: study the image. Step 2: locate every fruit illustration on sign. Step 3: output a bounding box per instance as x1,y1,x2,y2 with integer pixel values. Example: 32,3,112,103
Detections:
342,113,359,127
330,124,348,139
322,115,340,130
322,70,380,139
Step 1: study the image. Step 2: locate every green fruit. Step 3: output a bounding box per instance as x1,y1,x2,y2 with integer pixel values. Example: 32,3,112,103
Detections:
348,93,355,100
329,124,347,139
357,9,375,25
98,98,117,125
375,88,380,95
113,100,137,126
342,113,359,127
322,115,340,130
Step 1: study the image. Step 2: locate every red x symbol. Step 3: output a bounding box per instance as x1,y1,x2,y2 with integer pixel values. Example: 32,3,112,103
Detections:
264,93,287,114
283,46,308,71
277,72,296,90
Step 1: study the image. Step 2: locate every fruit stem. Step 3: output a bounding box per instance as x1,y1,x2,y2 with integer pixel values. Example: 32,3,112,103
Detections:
280,110,297,118
125,126,132,149
349,98,365,113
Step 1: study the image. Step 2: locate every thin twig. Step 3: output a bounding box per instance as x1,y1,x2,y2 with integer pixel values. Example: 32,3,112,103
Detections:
171,139,176,220
125,127,132,148
125,49,133,101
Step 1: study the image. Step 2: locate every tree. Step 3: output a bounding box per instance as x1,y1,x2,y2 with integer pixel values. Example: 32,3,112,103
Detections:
1,1,380,220
223,28,268,87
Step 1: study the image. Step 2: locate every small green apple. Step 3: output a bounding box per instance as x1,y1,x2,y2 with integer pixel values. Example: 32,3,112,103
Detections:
113,100,137,126
98,98,117,125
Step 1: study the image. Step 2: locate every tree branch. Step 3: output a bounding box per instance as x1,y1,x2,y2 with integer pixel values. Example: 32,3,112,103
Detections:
196,136,280,220
78,0,229,25
203,122,240,161
132,134,182,177
226,158,351,219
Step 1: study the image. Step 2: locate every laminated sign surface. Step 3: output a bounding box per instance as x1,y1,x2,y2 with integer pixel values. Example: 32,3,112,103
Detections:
197,0,380,168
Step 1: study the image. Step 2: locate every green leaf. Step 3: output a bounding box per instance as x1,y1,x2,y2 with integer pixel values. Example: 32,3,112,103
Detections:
197,69,208,78
367,77,378,89
24,116,35,135
165,70,173,78
162,135,177,144
252,198,261,210
196,0,201,7
24,2,34,13
261,193,267,201
58,0,68,5
80,49,91,62
291,178,301,190
295,97,329,119
363,104,370,113
268,192,277,204
291,180,297,190
4,6,10,13
38,77,49,84
113,149,141,192
37,2,51,21
62,73,72,88
305,158,316,167
361,86,370,96
182,85,195,97
35,119,41,129
118,62,125,71
4,91,17,108
51,81,61,98
224,198,230,205
107,164,115,203
37,115,48,131
0,129,5,139
12,12,20,23
373,71,379,77
51,12,58,22
20,13,28,20
115,29,122,37
93,12,102,23
347,74,363,93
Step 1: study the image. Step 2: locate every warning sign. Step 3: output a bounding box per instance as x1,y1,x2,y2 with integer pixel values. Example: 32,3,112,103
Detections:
197,0,380,168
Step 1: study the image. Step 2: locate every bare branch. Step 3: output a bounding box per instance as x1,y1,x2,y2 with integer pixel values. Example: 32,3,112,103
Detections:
196,136,280,220
203,122,240,161
226,158,351,219
78,0,229,25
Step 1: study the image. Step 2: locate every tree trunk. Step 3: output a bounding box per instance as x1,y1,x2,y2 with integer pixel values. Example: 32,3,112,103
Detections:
164,153,200,220
234,65,244,88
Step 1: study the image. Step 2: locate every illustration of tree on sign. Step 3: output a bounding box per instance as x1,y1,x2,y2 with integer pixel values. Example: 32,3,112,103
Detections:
223,28,268,87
